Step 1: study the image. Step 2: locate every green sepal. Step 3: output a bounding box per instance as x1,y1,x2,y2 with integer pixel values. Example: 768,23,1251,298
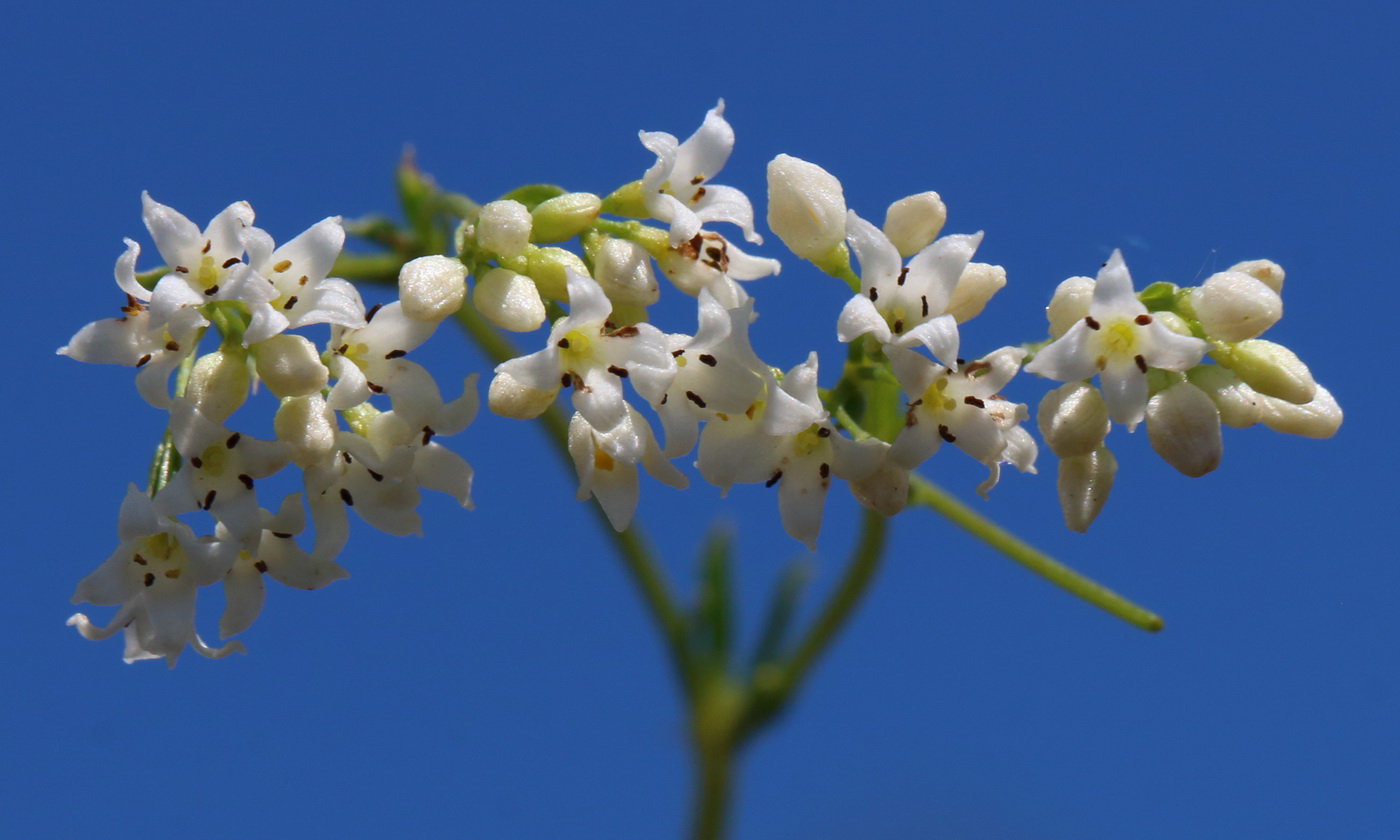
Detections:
829,339,903,444
497,184,566,210
690,527,736,674
1139,281,1184,313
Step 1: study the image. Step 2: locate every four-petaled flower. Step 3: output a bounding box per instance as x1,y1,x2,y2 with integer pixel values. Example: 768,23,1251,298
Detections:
640,100,761,248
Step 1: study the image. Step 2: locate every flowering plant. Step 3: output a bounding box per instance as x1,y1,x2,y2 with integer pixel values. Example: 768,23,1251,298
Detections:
60,101,1340,840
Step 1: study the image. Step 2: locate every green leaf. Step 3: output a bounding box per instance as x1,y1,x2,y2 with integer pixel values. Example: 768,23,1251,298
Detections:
750,560,811,667
691,527,736,671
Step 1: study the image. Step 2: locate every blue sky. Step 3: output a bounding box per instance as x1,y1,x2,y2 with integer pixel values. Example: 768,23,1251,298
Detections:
3,1,1397,838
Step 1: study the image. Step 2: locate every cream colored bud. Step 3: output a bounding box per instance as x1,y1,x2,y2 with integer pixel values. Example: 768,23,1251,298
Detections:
593,238,659,306
474,267,546,332
254,334,329,398
1258,385,1342,438
849,460,910,517
1145,382,1222,477
766,154,846,261
1228,259,1284,295
1187,365,1260,428
527,247,590,301
185,348,249,424
1057,446,1117,533
1047,276,1095,338
882,191,947,257
487,369,556,419
1038,382,1111,458
1154,310,1194,336
275,394,338,468
946,262,1007,323
530,193,602,243
476,200,533,258
398,255,467,323
1189,271,1282,342
1211,339,1316,405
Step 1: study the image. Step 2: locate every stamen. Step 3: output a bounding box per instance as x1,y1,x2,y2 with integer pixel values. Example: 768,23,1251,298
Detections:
367,469,384,482
385,349,407,359
282,295,298,310
1135,314,1153,325
607,365,629,378
226,433,241,448
366,303,382,322
190,456,203,469
1135,354,1148,373
698,354,717,367
896,267,908,286
765,470,783,488
135,354,152,367
869,287,879,302
938,424,957,443
254,560,269,573
221,257,241,269
238,474,254,489
202,489,217,509
272,259,293,273
686,391,707,408
819,463,830,479
964,396,985,408
340,488,354,506
1085,316,1101,330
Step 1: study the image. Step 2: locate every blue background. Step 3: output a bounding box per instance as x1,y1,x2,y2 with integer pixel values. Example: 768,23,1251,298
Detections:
3,1,1395,837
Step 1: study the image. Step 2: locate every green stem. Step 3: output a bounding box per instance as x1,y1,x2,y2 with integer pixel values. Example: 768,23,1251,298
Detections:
145,346,198,495
690,677,744,840
908,475,1163,632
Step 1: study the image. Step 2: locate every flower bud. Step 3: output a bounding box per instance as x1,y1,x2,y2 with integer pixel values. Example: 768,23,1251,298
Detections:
600,180,649,219
849,459,910,517
946,262,1007,323
1145,382,1222,477
1228,258,1284,295
1189,271,1282,342
476,200,533,258
474,267,546,332
1057,446,1116,533
592,237,659,307
185,348,249,424
254,334,329,398
766,154,846,262
1186,365,1260,428
1046,276,1094,338
1257,385,1342,438
398,255,467,323
487,370,555,419
1037,382,1110,458
1211,339,1316,405
275,394,338,468
1154,310,1194,336
882,191,946,257
530,192,602,243
527,247,590,301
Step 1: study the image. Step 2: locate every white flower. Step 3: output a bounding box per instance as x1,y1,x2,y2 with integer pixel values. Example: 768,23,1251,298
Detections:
569,407,687,531
1024,250,1209,431
656,231,780,309
838,210,983,368
219,493,350,639
140,193,254,325
887,345,1036,497
325,301,438,413
68,485,243,666
238,216,366,345
697,352,881,550
640,100,760,247
656,291,769,458
491,270,675,460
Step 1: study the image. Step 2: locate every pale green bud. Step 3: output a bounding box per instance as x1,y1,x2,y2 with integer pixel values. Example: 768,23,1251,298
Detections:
600,180,649,218
1187,365,1260,428
1037,382,1110,458
476,200,533,258
1145,382,1222,477
526,247,589,301
1211,339,1316,405
1258,385,1342,438
530,193,602,243
1228,258,1284,295
398,255,467,323
766,154,847,263
1057,446,1116,533
275,394,338,468
473,267,546,332
253,334,328,398
882,191,947,257
185,348,249,424
946,262,1006,323
1046,276,1094,338
1189,271,1282,342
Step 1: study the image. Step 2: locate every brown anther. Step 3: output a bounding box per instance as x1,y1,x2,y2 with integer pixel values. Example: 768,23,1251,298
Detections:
691,187,707,202
1135,354,1148,373
705,246,723,260
1135,314,1153,325
271,532,293,539
607,365,629,378
557,338,570,349
254,560,269,573
202,490,217,509
238,474,254,490
175,265,190,274
342,451,352,463
282,295,298,310
336,344,349,354
685,391,707,408
133,554,148,565
204,285,219,296
367,382,384,393
135,353,151,367
201,240,212,254
611,325,640,338
144,573,156,587
298,275,309,286
272,259,293,273
340,488,354,506
366,303,382,322
896,267,909,286
164,569,181,579
765,471,783,488
671,349,685,357
921,296,930,317
869,287,879,302
938,424,957,443
1085,316,1101,330
660,394,669,405
367,469,384,482
690,174,705,185
561,373,573,388
226,432,241,448
221,257,241,269
964,396,986,408
698,354,717,367
422,426,435,445
817,427,832,437
819,463,831,479
190,456,203,469
893,319,904,333
384,349,407,359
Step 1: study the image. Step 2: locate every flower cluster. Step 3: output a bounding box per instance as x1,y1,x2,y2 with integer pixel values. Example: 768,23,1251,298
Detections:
1025,252,1341,530
62,197,475,664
